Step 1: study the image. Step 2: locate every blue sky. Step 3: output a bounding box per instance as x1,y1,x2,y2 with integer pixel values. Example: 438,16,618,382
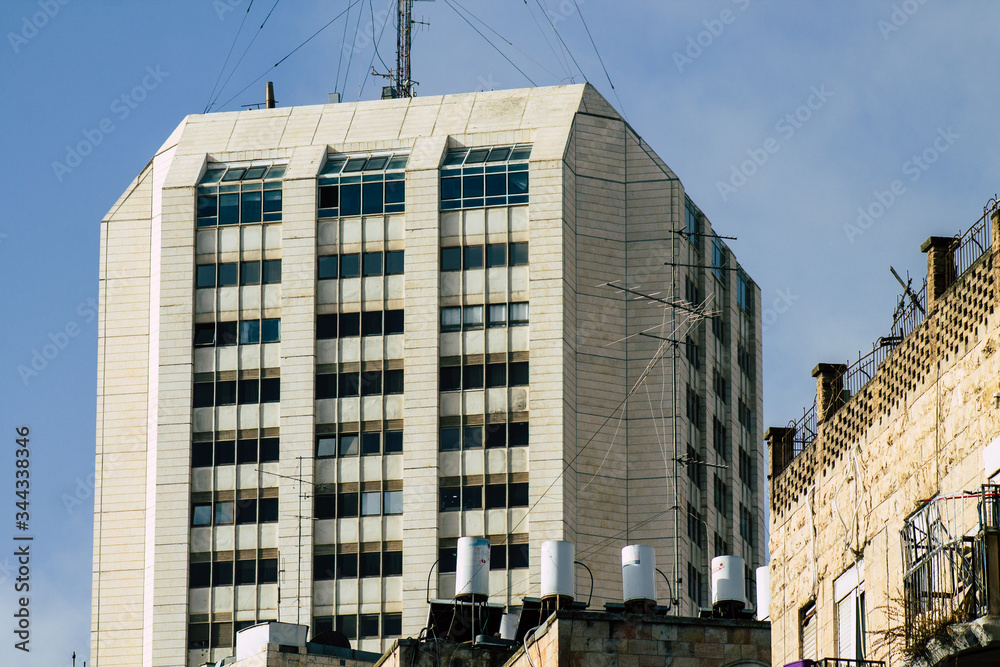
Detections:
3,1,999,664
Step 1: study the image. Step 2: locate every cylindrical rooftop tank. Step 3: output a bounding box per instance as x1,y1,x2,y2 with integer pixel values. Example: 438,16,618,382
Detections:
711,555,746,606
756,565,771,620
621,544,656,603
541,540,575,600
455,537,491,599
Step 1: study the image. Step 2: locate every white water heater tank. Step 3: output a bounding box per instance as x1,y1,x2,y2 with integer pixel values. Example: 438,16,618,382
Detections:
541,540,575,599
621,544,656,603
756,565,771,620
711,555,746,606
455,537,491,599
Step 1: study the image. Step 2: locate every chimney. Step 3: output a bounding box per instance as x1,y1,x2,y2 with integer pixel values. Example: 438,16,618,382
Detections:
764,426,796,477
921,236,958,313
265,81,275,109
812,363,847,424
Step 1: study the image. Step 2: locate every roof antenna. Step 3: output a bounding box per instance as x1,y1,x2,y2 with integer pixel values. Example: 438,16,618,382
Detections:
373,0,433,99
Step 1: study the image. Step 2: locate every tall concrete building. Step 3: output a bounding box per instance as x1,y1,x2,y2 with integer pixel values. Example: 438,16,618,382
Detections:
93,83,763,667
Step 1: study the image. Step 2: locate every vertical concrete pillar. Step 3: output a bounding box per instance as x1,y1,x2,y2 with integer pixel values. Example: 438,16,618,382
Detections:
764,427,796,478
921,236,959,313
812,363,847,424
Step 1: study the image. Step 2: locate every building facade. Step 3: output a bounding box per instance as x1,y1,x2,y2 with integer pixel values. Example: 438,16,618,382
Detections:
93,83,763,667
767,205,1000,666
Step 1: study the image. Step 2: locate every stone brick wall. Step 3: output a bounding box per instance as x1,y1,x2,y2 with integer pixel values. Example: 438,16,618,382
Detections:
507,611,770,667
768,226,999,665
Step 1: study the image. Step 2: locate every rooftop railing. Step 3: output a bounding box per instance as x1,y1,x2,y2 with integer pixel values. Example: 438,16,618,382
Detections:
775,201,993,474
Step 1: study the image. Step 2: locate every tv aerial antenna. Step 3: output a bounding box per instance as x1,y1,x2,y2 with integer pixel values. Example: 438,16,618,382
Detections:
372,0,433,99
880,266,926,347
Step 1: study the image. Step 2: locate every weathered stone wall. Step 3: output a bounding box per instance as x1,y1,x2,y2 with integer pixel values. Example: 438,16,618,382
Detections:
768,230,999,665
506,611,770,666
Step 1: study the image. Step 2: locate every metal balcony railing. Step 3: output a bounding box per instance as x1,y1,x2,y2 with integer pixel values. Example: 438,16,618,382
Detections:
817,659,886,667
901,484,1000,650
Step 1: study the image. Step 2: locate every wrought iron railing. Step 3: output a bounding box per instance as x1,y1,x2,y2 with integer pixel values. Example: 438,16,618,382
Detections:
777,200,994,474
816,659,886,667
901,485,1000,650
787,402,817,458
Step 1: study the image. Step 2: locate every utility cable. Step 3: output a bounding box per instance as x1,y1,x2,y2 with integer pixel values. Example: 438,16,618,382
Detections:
204,0,255,112
342,0,365,96
573,0,627,120
207,0,284,112
442,0,536,86
370,0,392,74
523,0,571,82
335,0,352,93
217,0,363,111
359,0,393,100
532,0,586,83
449,0,561,82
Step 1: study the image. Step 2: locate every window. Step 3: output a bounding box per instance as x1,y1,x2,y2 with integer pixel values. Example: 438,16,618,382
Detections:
711,238,727,282
317,152,408,217
240,260,261,285
440,420,526,450
440,144,531,210
444,304,514,331
384,613,402,636
737,269,753,314
194,318,280,347
464,246,483,270
510,242,528,265
314,370,402,399
737,343,753,377
340,253,360,278
197,163,284,227
685,336,700,369
361,491,381,516
358,614,380,638
687,562,704,606
687,503,706,548
738,397,754,433
685,197,700,247
442,243,529,271
362,252,383,276
800,601,817,661
486,243,506,267
835,562,866,661
487,304,507,327
740,504,756,548
384,490,403,515
738,447,753,487
686,385,702,430
712,418,728,458
318,255,338,279
713,369,727,401
441,247,462,271
713,474,729,512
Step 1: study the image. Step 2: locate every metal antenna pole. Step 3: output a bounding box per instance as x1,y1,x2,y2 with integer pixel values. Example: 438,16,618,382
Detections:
396,0,412,98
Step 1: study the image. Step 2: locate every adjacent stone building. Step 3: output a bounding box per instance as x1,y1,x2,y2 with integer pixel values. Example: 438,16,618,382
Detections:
93,83,763,667
767,203,1000,666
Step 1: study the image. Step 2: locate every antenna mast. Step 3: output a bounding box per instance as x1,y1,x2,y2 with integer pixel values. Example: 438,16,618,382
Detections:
374,0,430,98
396,0,413,98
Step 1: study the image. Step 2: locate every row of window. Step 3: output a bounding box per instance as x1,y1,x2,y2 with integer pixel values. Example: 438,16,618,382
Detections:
440,361,528,391
316,430,403,458
191,498,278,526
440,144,531,211
318,175,405,217
314,490,403,519
193,378,280,408
441,302,528,331
439,482,528,512
194,319,280,346
313,613,402,641
315,370,404,399
196,260,281,288
192,438,279,467
318,251,404,279
439,422,528,450
314,551,403,579
439,542,528,572
441,243,527,271
197,186,283,226
189,558,278,588
317,310,403,339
